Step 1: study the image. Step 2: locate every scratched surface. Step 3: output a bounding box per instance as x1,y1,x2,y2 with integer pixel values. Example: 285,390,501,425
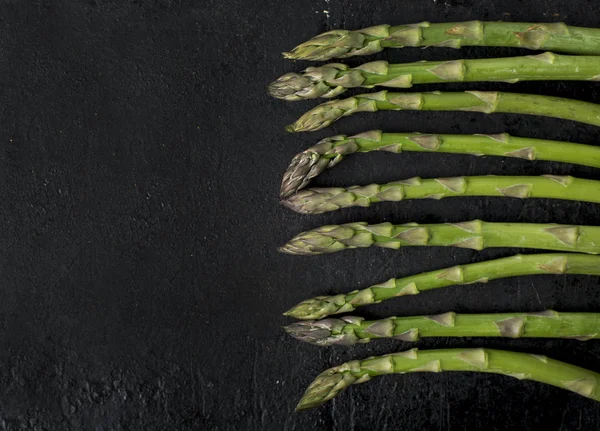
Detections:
0,0,599,430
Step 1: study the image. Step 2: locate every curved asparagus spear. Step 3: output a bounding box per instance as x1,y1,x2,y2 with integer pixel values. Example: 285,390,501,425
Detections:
280,131,600,198
285,253,600,319
283,21,600,61
286,91,600,133
279,220,600,256
285,311,600,346
270,53,600,101
283,175,600,214
296,348,600,410
284,253,600,319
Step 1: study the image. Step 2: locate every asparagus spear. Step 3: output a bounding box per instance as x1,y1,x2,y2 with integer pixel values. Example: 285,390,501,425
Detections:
280,132,600,198
279,220,600,256
296,348,600,410
285,253,600,319
283,21,600,61
280,131,600,198
283,175,600,214
270,53,600,101
285,311,600,346
286,91,600,133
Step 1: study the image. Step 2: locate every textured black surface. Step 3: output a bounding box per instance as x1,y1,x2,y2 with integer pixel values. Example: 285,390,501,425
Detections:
1,1,600,430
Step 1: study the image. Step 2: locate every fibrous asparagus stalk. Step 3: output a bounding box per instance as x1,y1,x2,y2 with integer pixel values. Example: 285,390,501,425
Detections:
286,91,600,133
270,53,600,101
296,348,600,410
280,131,600,198
283,21,600,61
283,175,600,214
285,253,600,319
285,311,600,346
279,220,600,256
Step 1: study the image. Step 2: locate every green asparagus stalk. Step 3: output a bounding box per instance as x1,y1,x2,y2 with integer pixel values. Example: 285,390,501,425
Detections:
280,131,600,198
283,175,600,214
283,21,600,61
296,348,600,410
285,253,600,319
286,91,600,133
270,53,600,101
284,311,600,346
279,220,600,256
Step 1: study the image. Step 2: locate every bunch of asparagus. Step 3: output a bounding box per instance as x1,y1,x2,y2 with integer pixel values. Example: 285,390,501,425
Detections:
272,20,600,411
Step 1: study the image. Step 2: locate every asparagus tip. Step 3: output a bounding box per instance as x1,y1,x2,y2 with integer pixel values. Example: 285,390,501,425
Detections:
281,223,367,255
280,152,320,198
285,318,363,346
280,150,323,198
277,245,294,254
285,297,342,320
281,197,315,214
280,135,353,198
296,367,354,410
279,197,299,211
270,64,358,101
282,321,328,343
288,98,353,132
283,28,385,62
283,187,353,214
268,72,314,101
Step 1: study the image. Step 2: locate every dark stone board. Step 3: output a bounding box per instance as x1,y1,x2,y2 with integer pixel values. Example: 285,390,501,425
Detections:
0,0,599,429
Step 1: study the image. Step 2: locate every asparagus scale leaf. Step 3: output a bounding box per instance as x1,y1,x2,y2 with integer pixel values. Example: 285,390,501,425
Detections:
283,175,600,214
283,21,600,61
279,220,600,256
284,311,600,346
286,91,600,133
280,131,600,198
296,348,600,410
285,253,600,319
270,53,600,101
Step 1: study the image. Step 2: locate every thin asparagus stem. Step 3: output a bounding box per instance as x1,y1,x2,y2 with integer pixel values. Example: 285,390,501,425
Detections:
279,220,600,256
296,348,600,410
270,53,600,101
283,21,600,61
286,91,600,133
285,253,600,320
284,311,600,346
283,175,600,214
280,131,600,198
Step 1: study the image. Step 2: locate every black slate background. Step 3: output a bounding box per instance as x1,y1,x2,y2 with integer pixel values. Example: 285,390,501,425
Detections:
1,0,600,430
